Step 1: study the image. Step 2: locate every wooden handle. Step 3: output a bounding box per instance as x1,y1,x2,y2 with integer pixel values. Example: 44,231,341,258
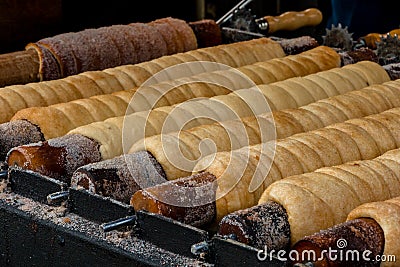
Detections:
261,8,323,34
0,49,39,87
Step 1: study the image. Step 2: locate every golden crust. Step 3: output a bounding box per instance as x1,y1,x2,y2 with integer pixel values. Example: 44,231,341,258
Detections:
25,43,61,81
260,149,400,245
347,198,400,266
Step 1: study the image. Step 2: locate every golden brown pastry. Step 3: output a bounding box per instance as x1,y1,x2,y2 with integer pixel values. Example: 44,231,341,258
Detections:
259,147,400,245
347,197,400,267
71,151,168,203
0,48,40,87
291,196,400,266
131,79,400,180
291,218,384,266
69,60,386,161
10,46,339,140
0,37,286,124
190,106,400,223
72,80,400,207
32,17,197,78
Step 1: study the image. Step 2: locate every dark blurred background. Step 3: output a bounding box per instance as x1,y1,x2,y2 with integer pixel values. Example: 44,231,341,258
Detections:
0,0,397,54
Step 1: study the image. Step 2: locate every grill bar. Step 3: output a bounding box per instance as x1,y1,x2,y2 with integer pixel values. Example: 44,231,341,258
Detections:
2,163,286,266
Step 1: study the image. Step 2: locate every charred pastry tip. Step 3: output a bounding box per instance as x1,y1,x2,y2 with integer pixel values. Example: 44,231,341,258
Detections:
383,62,400,80
290,218,384,266
131,172,217,227
6,134,102,183
0,120,44,161
71,150,167,204
6,140,67,180
339,47,378,66
188,19,222,48
277,36,319,55
217,201,290,251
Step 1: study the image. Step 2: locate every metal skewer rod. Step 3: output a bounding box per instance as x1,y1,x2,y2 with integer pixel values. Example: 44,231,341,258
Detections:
101,215,137,232
47,191,70,205
0,170,8,179
216,0,255,25
191,240,210,256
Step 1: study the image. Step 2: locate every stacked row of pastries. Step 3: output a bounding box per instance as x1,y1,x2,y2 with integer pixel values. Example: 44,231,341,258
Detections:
0,42,339,163
64,58,376,161
129,61,390,180
0,37,285,123
9,45,338,140
129,88,400,266
71,77,400,205
0,17,199,88
284,149,400,266
215,147,400,266
0,37,291,160
9,50,376,180
3,44,342,176
28,17,198,80
2,31,400,267
2,40,388,187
